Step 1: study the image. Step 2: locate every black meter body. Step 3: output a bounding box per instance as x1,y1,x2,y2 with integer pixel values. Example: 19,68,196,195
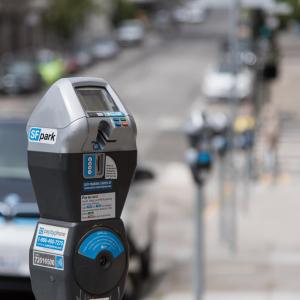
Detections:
27,77,137,300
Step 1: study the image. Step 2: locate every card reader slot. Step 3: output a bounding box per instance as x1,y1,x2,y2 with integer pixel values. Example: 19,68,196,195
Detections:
95,121,116,149
96,153,105,177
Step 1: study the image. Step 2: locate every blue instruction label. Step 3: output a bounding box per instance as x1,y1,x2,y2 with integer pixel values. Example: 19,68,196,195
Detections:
83,180,112,192
36,236,65,252
83,154,96,178
78,230,124,260
34,224,69,255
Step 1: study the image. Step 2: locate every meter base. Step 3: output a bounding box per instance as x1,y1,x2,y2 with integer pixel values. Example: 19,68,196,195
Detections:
30,218,128,300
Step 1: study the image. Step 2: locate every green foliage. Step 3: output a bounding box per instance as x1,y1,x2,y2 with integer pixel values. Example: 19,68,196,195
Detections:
111,0,138,27
43,0,95,40
279,0,300,21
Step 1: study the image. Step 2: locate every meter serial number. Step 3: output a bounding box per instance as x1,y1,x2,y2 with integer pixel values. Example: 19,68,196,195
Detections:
34,252,55,268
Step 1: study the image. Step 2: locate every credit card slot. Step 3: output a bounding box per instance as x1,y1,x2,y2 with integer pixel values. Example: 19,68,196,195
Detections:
96,153,105,178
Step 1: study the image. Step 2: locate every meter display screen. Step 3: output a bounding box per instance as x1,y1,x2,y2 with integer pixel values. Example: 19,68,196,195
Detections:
76,87,118,112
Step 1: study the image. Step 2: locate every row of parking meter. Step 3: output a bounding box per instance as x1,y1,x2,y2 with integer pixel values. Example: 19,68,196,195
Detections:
184,110,229,300
27,77,137,300
185,108,257,299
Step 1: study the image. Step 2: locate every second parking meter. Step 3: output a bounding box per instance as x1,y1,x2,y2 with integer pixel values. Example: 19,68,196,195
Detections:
27,77,137,300
185,112,214,185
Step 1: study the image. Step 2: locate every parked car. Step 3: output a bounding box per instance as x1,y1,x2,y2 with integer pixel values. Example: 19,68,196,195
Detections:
73,47,93,69
202,59,254,101
117,20,145,47
36,49,65,86
173,0,208,24
0,60,42,95
0,119,155,300
238,38,257,67
91,38,120,60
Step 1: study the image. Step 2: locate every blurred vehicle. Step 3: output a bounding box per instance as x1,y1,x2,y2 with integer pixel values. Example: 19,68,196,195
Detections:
173,0,208,24
221,38,257,67
74,48,93,69
153,10,172,32
238,38,257,67
202,59,254,101
36,49,65,86
63,53,80,75
91,38,120,60
0,60,42,95
0,119,155,300
117,20,145,46
0,119,36,294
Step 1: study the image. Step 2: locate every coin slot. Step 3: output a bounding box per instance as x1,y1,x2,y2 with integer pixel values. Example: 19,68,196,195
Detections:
98,252,112,270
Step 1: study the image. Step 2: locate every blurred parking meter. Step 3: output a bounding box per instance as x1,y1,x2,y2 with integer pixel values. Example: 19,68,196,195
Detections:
185,111,215,300
27,77,137,300
234,114,256,211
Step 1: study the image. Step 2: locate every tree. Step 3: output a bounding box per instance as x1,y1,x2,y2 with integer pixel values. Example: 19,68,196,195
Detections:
111,0,138,27
279,0,300,21
43,0,95,41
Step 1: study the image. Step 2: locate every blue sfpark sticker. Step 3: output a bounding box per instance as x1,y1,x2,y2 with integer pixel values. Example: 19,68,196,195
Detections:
78,230,124,260
28,127,57,144
83,180,112,192
34,224,69,255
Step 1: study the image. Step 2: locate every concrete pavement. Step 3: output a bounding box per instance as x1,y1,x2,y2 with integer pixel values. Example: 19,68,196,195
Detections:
143,29,300,300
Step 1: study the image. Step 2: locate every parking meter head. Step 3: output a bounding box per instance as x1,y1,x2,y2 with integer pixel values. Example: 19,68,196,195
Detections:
27,77,137,222
185,147,213,185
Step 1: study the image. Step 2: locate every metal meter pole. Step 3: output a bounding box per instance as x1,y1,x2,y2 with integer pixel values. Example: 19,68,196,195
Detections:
218,155,227,244
194,182,205,300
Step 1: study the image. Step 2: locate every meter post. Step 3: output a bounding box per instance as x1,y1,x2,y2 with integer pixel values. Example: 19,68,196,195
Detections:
27,77,137,300
209,113,230,244
185,111,214,300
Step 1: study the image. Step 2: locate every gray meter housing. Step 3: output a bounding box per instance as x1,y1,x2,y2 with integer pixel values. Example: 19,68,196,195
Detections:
27,77,137,300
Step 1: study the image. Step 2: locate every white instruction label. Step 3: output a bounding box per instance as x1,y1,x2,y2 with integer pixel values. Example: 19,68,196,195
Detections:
105,156,118,179
33,224,69,255
81,192,115,221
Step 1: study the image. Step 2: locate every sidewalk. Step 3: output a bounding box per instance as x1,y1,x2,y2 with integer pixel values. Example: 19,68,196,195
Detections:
145,30,300,299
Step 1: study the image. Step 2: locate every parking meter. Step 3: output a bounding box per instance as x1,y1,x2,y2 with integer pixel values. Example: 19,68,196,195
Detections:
209,112,230,157
27,77,137,300
185,111,214,185
234,115,256,151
